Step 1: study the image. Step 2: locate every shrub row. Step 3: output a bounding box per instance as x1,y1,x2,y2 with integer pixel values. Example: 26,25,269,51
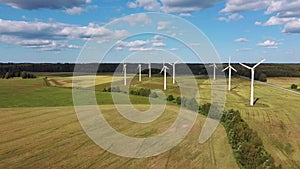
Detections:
1,71,36,79
198,103,282,169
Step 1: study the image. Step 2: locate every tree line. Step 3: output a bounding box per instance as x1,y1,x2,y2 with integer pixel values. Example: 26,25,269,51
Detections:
199,103,282,169
99,86,282,169
1,63,299,80
1,71,36,79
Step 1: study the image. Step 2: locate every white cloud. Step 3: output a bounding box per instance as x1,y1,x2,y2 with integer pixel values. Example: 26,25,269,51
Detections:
263,16,298,26
160,0,223,13
221,0,300,34
127,0,161,11
179,13,192,17
218,13,244,22
255,21,262,26
256,40,280,48
157,21,171,31
189,43,201,46
0,19,128,51
0,0,91,10
120,13,151,26
127,2,138,9
129,47,154,51
65,7,85,15
283,20,300,33
221,0,270,13
236,48,252,52
234,38,249,42
115,35,168,51
169,48,178,51
117,40,148,48
127,0,222,13
265,0,300,17
115,46,123,51
152,42,166,47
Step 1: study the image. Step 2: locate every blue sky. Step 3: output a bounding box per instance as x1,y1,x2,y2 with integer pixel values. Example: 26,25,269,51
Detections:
0,0,299,63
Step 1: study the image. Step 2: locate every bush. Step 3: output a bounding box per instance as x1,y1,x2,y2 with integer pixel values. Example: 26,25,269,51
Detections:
291,84,298,90
186,98,198,111
149,92,158,98
176,97,181,105
4,72,11,79
21,71,27,79
20,71,36,79
258,73,267,82
166,95,174,101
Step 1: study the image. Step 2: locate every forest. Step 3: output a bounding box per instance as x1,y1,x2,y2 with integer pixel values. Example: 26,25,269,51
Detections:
1,63,300,80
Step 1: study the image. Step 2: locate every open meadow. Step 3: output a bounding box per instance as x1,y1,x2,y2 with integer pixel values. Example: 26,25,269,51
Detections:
0,74,299,168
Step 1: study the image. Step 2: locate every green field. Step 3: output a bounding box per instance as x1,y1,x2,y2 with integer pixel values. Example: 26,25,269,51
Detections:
0,74,299,168
268,77,300,90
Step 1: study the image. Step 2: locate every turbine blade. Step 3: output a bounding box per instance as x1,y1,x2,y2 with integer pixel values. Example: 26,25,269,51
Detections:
239,62,252,69
222,66,229,72
230,66,237,72
253,59,266,69
160,67,164,73
174,60,179,64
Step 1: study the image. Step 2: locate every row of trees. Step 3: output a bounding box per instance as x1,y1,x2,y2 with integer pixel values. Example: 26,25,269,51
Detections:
100,87,281,168
1,71,36,79
1,63,300,77
198,103,282,169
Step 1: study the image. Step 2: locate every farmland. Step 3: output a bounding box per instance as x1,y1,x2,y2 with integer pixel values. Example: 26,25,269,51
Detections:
0,74,299,168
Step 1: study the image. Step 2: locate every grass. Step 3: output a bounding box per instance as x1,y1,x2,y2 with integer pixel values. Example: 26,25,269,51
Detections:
0,105,238,169
1,74,300,168
267,77,300,90
0,78,152,107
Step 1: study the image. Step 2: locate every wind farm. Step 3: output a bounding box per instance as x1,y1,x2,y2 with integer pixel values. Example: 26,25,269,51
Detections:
0,1,300,169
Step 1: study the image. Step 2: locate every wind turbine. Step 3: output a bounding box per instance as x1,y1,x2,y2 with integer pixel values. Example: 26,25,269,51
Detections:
239,59,266,106
168,60,179,84
209,63,218,80
122,63,127,86
148,63,151,78
222,57,237,91
160,64,169,90
137,64,142,82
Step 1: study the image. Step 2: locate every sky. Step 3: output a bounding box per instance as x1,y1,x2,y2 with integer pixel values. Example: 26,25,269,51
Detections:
0,0,299,63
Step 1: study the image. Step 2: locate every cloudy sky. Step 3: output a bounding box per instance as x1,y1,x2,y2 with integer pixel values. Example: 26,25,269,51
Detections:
0,0,299,63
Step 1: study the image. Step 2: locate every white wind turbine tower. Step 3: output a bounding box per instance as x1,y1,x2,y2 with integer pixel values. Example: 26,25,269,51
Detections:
169,60,179,84
160,63,169,90
209,63,218,80
239,59,266,106
222,57,237,91
137,64,142,82
122,63,127,86
148,63,151,78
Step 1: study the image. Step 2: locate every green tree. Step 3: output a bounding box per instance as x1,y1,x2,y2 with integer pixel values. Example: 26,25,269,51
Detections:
186,98,198,111
21,71,28,79
258,73,267,82
291,84,298,90
149,92,158,98
176,97,181,105
4,72,11,79
166,95,174,101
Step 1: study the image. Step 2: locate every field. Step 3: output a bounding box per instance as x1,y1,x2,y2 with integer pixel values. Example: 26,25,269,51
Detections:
267,77,300,90
0,74,299,168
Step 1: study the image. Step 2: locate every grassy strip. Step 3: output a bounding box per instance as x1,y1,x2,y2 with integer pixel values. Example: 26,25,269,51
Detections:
198,103,282,169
